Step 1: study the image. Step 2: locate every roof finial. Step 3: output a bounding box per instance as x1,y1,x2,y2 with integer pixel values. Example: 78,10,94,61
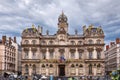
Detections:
32,24,35,28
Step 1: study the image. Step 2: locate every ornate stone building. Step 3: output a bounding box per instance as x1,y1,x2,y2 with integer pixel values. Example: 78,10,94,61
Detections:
0,36,21,74
21,12,105,77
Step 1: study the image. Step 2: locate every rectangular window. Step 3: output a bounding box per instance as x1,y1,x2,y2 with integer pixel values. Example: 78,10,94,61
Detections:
89,52,92,59
25,51,28,59
79,53,82,59
42,53,46,59
32,52,36,59
71,53,75,59
50,52,53,59
97,52,101,59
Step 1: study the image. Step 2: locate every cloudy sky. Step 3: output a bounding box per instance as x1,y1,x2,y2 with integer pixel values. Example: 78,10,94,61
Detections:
0,0,120,45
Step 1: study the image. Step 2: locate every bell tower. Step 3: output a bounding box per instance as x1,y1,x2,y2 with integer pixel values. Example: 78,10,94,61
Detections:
58,12,68,33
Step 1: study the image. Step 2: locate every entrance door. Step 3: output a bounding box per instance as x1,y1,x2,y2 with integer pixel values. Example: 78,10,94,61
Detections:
59,65,65,76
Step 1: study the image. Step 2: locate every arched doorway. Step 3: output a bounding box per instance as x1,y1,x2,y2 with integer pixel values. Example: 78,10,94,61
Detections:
58,65,65,76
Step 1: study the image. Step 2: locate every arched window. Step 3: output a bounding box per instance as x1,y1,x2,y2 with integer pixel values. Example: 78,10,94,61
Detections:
97,64,101,68
25,51,28,59
78,41,82,45
71,64,75,67
41,64,45,68
89,64,92,74
96,40,101,44
71,41,75,45
79,64,83,68
33,65,36,74
25,64,29,74
41,41,46,45
88,40,93,44
24,40,29,44
89,52,92,59
50,64,53,68
97,51,101,59
32,40,36,44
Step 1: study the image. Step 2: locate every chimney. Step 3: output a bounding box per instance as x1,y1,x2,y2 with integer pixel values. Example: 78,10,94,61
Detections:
46,30,49,35
14,37,16,43
75,29,78,35
106,45,109,50
2,36,6,44
110,42,115,46
116,38,120,44
9,37,12,45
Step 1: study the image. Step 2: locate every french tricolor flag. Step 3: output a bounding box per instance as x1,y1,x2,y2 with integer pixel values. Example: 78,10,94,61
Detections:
60,56,66,62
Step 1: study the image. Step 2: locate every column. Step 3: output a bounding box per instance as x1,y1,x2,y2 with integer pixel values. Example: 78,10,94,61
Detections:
54,48,58,59
75,48,78,59
46,48,49,59
76,68,78,76
29,48,32,59
29,66,32,76
56,64,58,76
93,47,95,59
46,68,48,76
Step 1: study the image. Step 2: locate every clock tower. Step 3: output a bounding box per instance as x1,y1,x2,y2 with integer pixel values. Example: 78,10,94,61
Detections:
58,12,68,33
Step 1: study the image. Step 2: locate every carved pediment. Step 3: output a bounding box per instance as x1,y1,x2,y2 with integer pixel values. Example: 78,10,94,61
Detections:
70,48,76,53
87,47,94,51
96,47,103,51
31,47,37,51
41,48,47,53
78,49,84,53
23,48,29,51
49,48,54,52
59,48,65,53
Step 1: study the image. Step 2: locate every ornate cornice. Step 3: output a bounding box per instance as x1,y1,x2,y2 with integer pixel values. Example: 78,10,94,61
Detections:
78,49,84,52
59,48,65,53
48,48,54,52
96,47,103,51
87,47,94,51
40,48,47,53
23,48,29,51
70,48,76,53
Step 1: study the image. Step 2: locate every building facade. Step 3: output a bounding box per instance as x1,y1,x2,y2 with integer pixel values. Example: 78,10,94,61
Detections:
21,12,105,77
0,36,21,74
105,38,120,74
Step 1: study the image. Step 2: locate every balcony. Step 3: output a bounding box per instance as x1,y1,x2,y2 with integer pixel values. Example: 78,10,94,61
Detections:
39,59,84,63
84,59,104,62
21,59,40,63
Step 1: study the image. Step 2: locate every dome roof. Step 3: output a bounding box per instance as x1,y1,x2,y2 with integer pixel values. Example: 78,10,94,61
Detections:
58,12,68,22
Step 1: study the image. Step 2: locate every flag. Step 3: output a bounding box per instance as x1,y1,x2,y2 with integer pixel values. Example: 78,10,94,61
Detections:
60,55,65,62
